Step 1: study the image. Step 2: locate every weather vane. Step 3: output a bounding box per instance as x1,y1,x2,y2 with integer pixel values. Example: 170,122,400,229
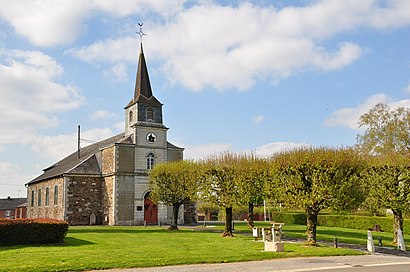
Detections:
136,22,146,43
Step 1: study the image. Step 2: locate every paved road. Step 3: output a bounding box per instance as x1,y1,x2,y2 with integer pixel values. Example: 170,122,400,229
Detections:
91,254,410,272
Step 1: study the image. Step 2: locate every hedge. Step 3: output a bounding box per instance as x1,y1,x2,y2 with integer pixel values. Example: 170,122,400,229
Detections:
271,212,410,234
0,218,69,245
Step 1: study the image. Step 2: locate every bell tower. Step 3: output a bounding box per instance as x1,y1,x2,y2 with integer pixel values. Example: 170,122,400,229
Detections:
124,43,166,141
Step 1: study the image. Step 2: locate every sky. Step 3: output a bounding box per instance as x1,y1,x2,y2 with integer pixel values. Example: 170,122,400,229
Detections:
1,0,410,198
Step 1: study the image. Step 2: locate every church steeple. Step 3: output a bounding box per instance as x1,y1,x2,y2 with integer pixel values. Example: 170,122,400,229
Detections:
134,44,153,100
124,33,164,138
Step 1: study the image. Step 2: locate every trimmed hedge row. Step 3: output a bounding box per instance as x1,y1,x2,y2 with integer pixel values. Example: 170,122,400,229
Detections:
271,212,410,234
0,218,69,245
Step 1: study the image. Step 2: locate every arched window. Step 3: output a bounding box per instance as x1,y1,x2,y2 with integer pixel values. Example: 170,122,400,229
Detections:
146,153,155,169
54,185,58,205
147,108,154,122
45,187,50,206
38,188,42,206
129,111,133,123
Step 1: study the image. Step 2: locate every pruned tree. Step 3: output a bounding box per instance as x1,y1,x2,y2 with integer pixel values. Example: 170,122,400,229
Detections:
234,155,269,228
149,160,200,230
199,153,239,237
268,147,366,245
357,103,410,155
360,154,410,244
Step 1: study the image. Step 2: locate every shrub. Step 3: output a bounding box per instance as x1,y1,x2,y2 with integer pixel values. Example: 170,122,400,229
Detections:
271,212,306,225
0,218,69,245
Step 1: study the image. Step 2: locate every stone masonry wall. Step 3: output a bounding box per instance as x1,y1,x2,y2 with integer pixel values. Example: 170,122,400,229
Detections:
27,177,64,220
65,175,103,225
101,145,115,175
102,176,115,225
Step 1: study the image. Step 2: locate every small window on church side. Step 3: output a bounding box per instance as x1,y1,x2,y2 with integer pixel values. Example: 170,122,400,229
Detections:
147,153,155,169
129,111,133,123
147,108,154,122
54,185,58,205
31,190,35,207
38,188,42,206
45,187,50,206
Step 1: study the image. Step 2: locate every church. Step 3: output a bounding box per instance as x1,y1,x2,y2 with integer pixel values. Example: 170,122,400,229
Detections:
26,43,196,226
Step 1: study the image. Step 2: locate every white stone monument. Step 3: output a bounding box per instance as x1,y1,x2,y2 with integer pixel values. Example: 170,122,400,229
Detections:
367,230,375,253
264,223,285,252
397,229,406,251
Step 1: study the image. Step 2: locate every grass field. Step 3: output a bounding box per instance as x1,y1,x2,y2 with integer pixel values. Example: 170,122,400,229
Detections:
0,225,364,272
223,222,410,247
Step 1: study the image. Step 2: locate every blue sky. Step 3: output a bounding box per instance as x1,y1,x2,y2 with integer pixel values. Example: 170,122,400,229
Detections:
1,0,410,198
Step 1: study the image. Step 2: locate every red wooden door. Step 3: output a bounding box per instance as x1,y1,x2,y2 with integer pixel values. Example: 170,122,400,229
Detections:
144,192,158,224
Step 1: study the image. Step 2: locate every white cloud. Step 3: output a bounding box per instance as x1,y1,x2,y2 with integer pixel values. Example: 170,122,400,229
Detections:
404,83,410,95
0,162,31,198
0,0,187,47
252,115,264,124
183,143,233,160
90,110,117,121
72,1,410,90
0,49,85,146
324,93,410,130
113,121,125,132
254,142,310,157
0,1,88,46
32,127,115,161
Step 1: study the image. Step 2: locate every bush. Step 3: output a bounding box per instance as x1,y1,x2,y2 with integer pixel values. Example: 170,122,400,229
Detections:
0,218,69,245
271,212,306,225
270,212,410,234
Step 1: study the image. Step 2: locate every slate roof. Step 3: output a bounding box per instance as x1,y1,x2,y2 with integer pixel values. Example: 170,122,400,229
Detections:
0,197,27,210
27,133,132,185
167,142,184,150
126,44,162,108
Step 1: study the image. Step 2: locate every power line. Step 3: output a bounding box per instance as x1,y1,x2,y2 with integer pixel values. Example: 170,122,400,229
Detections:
80,138,99,144
0,183,24,187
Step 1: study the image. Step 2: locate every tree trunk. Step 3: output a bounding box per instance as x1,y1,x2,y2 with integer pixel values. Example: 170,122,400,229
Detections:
222,207,234,237
168,203,181,231
247,202,254,228
393,210,403,245
306,207,318,246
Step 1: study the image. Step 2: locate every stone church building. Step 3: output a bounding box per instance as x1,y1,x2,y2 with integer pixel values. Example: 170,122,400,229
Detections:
26,44,195,226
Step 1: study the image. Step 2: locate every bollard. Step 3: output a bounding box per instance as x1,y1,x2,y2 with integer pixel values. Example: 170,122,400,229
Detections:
333,237,338,248
232,221,235,231
367,230,375,253
397,229,406,251
378,236,382,247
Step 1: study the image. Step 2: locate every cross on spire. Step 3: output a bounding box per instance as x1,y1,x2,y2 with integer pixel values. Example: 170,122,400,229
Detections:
136,22,146,43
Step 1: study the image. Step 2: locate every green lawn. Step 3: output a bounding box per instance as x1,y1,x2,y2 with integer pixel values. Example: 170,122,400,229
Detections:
0,225,362,272
222,222,410,247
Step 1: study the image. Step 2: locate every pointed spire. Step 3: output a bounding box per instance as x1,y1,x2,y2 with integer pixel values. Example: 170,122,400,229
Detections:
134,43,153,100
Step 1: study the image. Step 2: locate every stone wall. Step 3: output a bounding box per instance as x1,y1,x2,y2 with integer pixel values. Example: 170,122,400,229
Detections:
167,148,183,161
116,175,135,224
65,175,103,225
117,145,135,173
27,177,64,220
101,145,115,175
102,176,115,225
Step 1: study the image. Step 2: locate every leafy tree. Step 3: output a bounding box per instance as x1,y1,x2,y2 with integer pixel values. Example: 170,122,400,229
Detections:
199,153,240,237
360,154,410,244
268,147,366,245
357,103,410,155
234,155,269,228
149,160,200,230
